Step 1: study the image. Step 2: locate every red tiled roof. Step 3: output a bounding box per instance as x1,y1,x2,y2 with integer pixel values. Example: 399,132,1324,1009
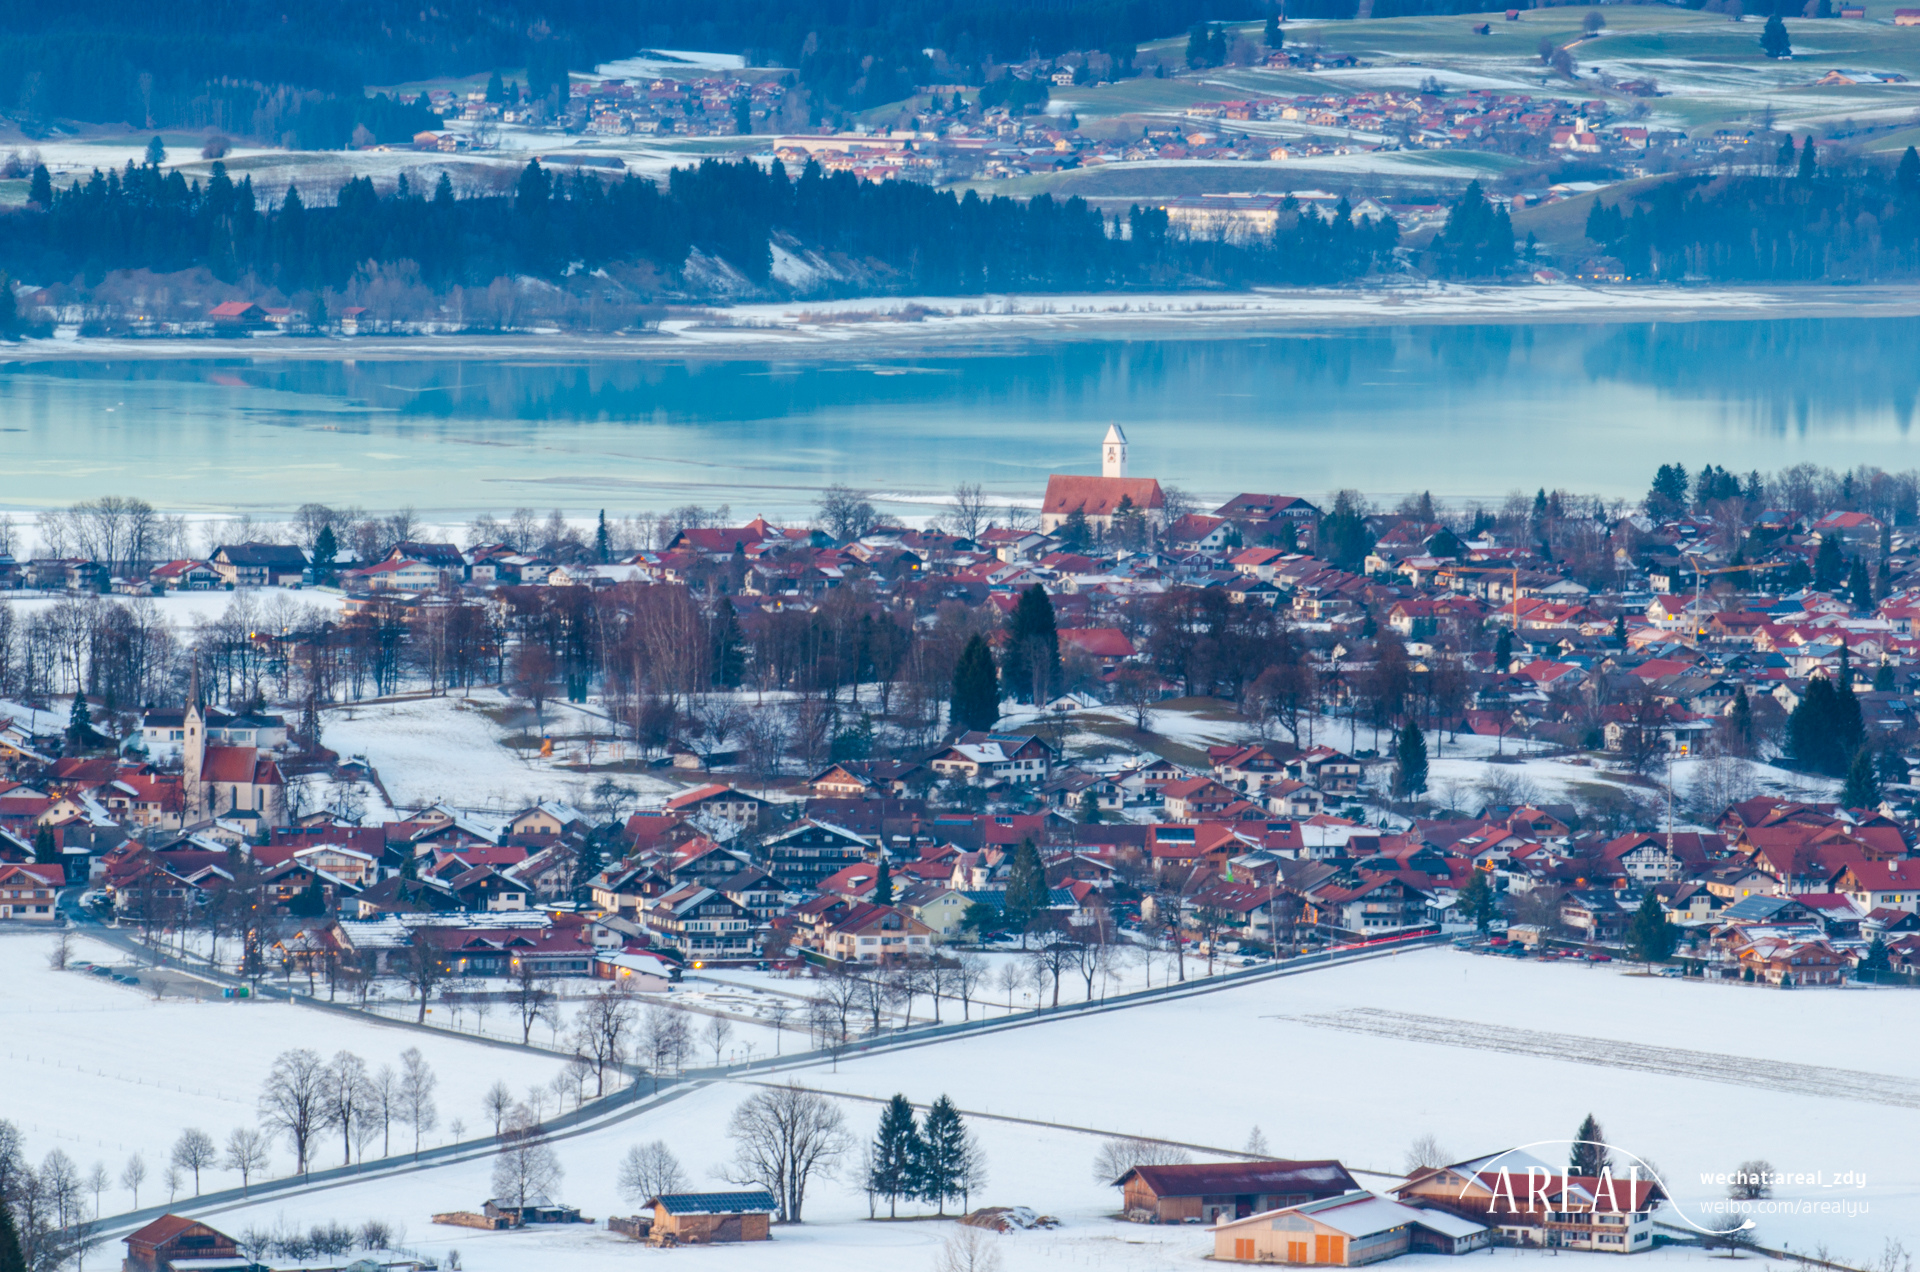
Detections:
1042,475,1165,518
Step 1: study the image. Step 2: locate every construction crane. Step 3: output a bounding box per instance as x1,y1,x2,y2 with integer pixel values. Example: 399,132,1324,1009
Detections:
1684,560,1787,642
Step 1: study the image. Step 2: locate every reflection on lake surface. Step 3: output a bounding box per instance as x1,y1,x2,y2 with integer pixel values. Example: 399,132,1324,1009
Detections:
2,318,1917,520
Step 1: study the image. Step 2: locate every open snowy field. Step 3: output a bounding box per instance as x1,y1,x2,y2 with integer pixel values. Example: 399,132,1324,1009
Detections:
0,932,571,1197
318,689,676,812
99,945,1918,1271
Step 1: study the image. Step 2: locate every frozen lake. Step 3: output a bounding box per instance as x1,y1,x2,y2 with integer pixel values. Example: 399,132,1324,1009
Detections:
4,317,1919,522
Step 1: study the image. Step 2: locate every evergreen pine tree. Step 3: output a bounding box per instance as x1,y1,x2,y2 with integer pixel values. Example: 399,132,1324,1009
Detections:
1776,132,1796,174
949,634,1000,733
1003,838,1048,943
709,601,746,688
1061,507,1091,551
1762,12,1792,59
0,1196,25,1272
1798,135,1817,178
1898,145,1920,192
595,510,611,562
1613,613,1627,642
874,855,893,906
1861,936,1891,973
918,1095,969,1213
867,1094,925,1218
33,825,58,865
1843,746,1881,810
1878,745,1911,787
1875,660,1895,692
486,69,506,103
1264,14,1282,47
67,693,92,746
311,523,338,583
145,135,167,167
1394,720,1428,798
1080,787,1102,823
1570,1115,1608,1177
1458,867,1496,934
1004,584,1060,703
1493,628,1513,670
27,164,50,209
1848,556,1872,611
1814,536,1845,589
1626,890,1676,968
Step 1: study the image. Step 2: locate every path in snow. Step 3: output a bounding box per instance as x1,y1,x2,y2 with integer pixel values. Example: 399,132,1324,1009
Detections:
1285,1007,1920,1109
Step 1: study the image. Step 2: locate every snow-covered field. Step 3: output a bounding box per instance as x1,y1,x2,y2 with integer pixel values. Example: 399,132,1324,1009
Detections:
318,689,676,812
35,944,1909,1270
0,932,571,1193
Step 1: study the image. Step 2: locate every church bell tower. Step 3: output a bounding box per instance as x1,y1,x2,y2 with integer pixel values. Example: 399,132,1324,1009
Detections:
1102,422,1128,479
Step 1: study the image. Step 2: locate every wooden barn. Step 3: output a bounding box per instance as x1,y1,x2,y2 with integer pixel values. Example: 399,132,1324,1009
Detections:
1116,1160,1359,1224
646,1190,778,1244
121,1215,247,1272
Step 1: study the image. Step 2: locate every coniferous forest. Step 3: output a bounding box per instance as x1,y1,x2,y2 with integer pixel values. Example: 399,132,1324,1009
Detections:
1584,148,1920,282
0,156,1402,303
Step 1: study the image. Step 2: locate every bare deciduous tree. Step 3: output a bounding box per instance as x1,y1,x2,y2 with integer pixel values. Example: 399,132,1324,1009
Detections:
616,1140,688,1206
258,1049,327,1174
1092,1136,1189,1186
571,983,639,1096
491,1109,563,1210
223,1128,271,1196
169,1129,217,1196
723,1084,851,1223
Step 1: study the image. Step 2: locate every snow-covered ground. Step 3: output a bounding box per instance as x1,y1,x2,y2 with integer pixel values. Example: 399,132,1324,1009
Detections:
118,945,1917,1271
0,932,571,1193
318,689,676,812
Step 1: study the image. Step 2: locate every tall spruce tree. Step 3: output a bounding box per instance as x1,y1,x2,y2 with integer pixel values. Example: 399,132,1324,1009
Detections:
1848,556,1873,611
311,523,338,582
33,826,58,865
595,510,611,562
1004,838,1048,945
949,634,1000,733
919,1095,969,1214
1004,584,1060,703
1570,1115,1609,1177
1843,746,1881,810
67,693,92,746
1626,891,1676,968
874,855,894,906
1493,628,1513,670
867,1094,924,1218
0,1197,25,1272
1458,867,1497,934
1394,720,1429,798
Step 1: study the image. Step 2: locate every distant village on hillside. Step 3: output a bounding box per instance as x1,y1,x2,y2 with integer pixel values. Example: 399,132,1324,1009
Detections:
2,429,1919,995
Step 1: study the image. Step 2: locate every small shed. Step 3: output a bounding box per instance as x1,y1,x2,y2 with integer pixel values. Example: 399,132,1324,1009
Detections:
646,1191,778,1244
482,1196,584,1226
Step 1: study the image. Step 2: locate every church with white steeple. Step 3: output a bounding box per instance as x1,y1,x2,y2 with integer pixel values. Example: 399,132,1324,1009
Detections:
1040,423,1165,535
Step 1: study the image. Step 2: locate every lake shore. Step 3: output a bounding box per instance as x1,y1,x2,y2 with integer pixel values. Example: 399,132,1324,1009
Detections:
10,282,1920,363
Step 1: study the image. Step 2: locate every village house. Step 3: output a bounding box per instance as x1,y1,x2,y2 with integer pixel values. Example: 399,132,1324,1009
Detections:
806,901,935,963
0,862,64,918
